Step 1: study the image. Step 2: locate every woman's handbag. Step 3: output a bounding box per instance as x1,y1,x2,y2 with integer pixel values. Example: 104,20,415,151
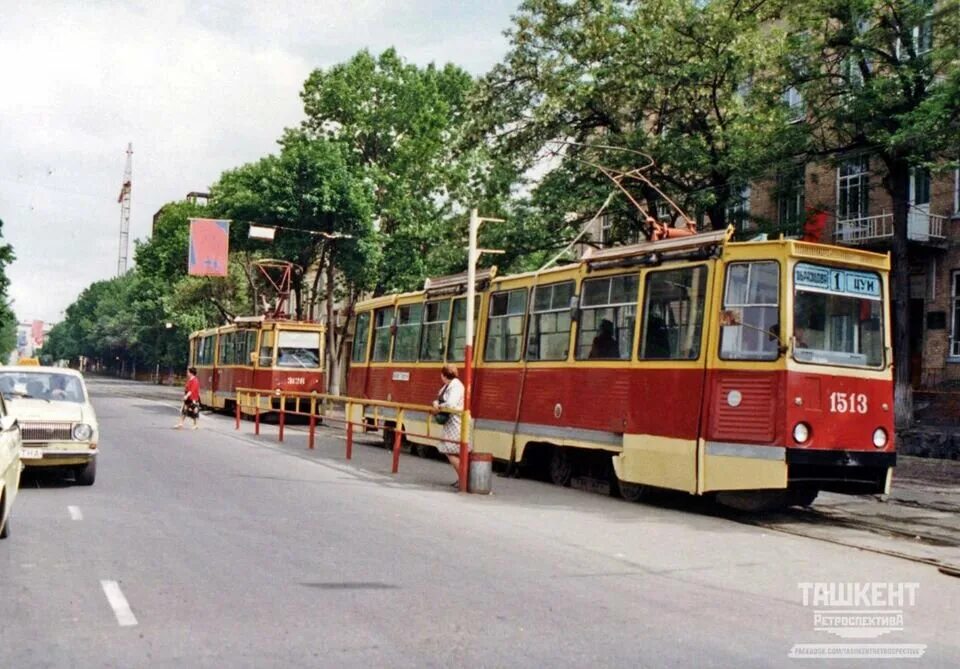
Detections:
433,383,451,425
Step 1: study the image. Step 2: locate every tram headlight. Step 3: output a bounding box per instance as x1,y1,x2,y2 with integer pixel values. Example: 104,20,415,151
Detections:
872,427,888,449
72,423,93,441
792,422,811,445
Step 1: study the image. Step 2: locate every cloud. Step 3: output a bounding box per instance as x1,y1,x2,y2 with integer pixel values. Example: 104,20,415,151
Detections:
0,0,514,323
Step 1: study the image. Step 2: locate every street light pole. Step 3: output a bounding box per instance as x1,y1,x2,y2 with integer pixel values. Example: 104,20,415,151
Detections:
460,208,504,491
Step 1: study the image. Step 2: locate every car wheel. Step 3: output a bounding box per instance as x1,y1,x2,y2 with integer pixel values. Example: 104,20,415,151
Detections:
75,457,97,486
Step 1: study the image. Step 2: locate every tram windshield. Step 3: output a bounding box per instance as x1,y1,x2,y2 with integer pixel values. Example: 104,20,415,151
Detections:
276,330,321,368
792,262,884,368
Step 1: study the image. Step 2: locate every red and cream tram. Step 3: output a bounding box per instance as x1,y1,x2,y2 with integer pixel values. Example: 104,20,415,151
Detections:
189,317,325,413
346,228,894,508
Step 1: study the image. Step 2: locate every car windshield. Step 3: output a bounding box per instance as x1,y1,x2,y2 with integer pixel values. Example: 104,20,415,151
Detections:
0,371,86,403
792,262,884,368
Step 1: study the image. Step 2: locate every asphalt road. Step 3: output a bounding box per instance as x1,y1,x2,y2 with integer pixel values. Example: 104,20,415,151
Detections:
0,378,958,668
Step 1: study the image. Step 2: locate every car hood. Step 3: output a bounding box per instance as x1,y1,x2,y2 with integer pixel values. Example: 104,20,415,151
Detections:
6,399,86,423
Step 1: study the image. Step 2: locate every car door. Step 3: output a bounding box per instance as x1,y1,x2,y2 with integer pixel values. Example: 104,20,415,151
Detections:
0,395,21,527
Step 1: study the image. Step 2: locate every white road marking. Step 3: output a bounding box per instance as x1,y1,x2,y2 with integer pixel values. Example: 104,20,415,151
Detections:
100,580,138,627
68,505,83,520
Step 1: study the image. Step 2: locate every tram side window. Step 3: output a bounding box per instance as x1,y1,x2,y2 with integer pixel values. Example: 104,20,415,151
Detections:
420,300,450,362
219,332,235,364
393,303,423,362
351,312,371,363
371,308,394,362
448,297,479,362
259,331,275,367
720,261,780,361
197,335,215,366
527,281,574,361
576,275,638,360
640,266,708,360
485,289,527,362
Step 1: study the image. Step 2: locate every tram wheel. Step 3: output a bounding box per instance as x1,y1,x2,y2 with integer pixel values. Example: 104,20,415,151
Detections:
549,448,573,487
789,488,819,508
617,480,647,503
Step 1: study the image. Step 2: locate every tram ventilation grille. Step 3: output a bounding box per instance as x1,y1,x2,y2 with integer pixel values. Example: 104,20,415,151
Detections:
21,422,73,442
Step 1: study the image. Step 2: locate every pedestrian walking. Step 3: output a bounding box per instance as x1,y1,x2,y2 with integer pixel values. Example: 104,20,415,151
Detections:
176,367,201,430
432,364,469,488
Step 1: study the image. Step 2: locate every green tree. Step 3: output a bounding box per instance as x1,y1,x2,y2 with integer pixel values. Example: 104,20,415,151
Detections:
471,0,801,240
299,48,477,292
781,0,960,425
0,219,16,359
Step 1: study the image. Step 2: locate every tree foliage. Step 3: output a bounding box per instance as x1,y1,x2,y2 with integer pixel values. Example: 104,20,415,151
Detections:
0,219,15,359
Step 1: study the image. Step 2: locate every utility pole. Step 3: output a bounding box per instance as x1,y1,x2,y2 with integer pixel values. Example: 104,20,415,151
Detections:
117,142,133,276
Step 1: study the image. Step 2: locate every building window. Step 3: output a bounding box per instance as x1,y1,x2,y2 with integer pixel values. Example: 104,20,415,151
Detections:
837,156,870,221
726,184,751,229
783,87,804,123
777,165,805,228
952,272,960,358
912,167,931,207
953,168,959,214
600,215,613,246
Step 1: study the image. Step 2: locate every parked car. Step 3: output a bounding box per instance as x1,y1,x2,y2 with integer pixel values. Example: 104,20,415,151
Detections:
0,366,98,485
1,395,23,539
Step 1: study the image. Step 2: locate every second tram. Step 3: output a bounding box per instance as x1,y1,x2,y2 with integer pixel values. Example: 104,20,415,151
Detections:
189,317,325,413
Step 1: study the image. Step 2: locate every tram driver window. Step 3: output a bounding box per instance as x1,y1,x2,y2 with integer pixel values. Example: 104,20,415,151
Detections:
527,281,574,361
719,261,780,361
640,266,708,360
259,331,275,367
485,289,527,362
576,275,638,360
371,308,394,362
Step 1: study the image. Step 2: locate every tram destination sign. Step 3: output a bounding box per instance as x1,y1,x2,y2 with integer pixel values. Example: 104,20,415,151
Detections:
794,263,881,299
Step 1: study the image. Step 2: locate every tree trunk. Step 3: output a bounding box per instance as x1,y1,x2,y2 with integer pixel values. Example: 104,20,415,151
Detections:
325,257,341,396
886,159,913,428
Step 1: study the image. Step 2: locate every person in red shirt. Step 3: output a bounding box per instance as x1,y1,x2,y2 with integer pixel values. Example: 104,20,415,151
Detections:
176,367,201,430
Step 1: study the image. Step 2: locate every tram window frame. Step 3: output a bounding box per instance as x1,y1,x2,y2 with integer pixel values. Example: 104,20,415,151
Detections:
258,330,275,367
575,274,639,361
370,307,395,362
639,265,709,361
484,288,528,362
448,297,479,362
420,300,451,362
197,335,215,366
219,332,234,365
527,281,575,361
351,312,371,363
392,303,423,362
719,261,781,361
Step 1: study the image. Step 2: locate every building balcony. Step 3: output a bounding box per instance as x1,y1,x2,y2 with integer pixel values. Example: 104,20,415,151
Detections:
834,211,948,247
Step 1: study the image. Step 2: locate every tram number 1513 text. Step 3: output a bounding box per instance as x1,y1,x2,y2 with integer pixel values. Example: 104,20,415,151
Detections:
829,392,867,414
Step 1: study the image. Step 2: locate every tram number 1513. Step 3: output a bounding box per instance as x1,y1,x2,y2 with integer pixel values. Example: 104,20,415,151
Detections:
829,392,868,414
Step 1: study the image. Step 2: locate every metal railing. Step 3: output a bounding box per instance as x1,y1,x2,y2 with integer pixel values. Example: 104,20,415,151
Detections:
234,388,472,491
834,211,947,245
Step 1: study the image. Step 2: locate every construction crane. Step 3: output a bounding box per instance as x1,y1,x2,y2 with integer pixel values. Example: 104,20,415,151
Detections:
116,142,132,276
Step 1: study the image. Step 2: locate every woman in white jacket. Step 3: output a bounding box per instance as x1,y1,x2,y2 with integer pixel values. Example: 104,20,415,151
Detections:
432,364,468,487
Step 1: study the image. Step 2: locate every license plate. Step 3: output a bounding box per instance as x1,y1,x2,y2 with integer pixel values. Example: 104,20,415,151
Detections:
20,448,43,459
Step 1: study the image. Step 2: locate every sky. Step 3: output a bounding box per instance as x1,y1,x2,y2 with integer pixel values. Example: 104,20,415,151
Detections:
0,0,519,324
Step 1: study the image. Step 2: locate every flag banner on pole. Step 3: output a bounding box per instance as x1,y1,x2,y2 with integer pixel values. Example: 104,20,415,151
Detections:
31,320,44,347
248,225,276,241
188,219,231,276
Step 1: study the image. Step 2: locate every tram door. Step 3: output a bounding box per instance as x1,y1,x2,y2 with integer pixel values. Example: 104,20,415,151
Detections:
617,264,712,493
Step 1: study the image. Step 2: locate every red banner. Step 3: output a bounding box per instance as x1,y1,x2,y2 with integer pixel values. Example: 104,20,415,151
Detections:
188,219,230,277
31,320,44,347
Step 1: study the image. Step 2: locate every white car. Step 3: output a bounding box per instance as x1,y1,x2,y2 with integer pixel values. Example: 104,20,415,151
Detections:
0,366,98,486
0,395,22,539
